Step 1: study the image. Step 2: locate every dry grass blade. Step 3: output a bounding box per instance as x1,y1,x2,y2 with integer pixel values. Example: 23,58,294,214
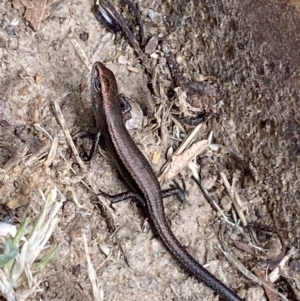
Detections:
220,172,248,226
83,233,103,301
22,0,61,31
71,39,91,70
34,123,89,187
0,187,62,300
92,32,115,62
24,0,47,31
218,224,288,301
52,98,87,172
3,145,29,171
197,182,242,229
269,247,296,282
174,122,203,156
43,137,58,167
159,122,206,183
159,139,208,183
10,188,62,287
253,268,280,301
24,141,52,168
169,115,186,134
34,124,117,222
0,269,17,301
100,0,147,63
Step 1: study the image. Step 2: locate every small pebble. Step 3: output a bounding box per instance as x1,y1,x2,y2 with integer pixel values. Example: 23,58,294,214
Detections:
290,260,300,273
230,233,237,241
175,52,184,64
221,260,229,270
150,52,159,59
220,195,232,212
118,55,127,65
35,74,43,84
250,214,258,222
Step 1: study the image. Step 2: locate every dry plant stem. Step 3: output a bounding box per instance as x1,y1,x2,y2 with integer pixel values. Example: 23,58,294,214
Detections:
52,98,87,172
0,270,17,301
232,176,248,218
24,141,52,167
152,103,165,131
92,32,116,62
218,224,288,301
159,123,205,182
161,39,186,87
169,114,186,133
170,283,180,298
69,187,85,209
0,188,61,301
220,172,247,226
83,234,102,301
101,0,147,63
121,0,145,45
3,145,29,171
268,248,296,282
159,139,208,183
252,268,280,301
50,100,117,225
71,39,91,70
247,224,286,271
199,183,238,228
43,137,58,167
151,63,160,97
34,124,116,221
173,122,202,156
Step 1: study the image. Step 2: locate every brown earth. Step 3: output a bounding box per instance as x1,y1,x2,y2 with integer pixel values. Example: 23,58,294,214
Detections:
0,0,300,300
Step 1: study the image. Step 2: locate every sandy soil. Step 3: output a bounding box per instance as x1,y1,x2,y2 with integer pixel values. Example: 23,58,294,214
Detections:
1,0,300,300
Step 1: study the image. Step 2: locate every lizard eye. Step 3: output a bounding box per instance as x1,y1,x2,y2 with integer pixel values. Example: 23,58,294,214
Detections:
94,78,101,91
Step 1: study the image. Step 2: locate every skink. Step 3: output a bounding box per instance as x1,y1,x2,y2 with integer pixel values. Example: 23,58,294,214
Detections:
90,61,244,301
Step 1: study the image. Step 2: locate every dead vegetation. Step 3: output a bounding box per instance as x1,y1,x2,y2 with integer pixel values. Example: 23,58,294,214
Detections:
1,0,300,300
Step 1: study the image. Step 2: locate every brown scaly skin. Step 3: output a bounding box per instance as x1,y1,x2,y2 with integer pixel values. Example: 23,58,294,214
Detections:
90,61,244,301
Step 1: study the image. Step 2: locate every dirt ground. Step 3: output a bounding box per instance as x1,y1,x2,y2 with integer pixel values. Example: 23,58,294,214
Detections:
1,0,300,300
